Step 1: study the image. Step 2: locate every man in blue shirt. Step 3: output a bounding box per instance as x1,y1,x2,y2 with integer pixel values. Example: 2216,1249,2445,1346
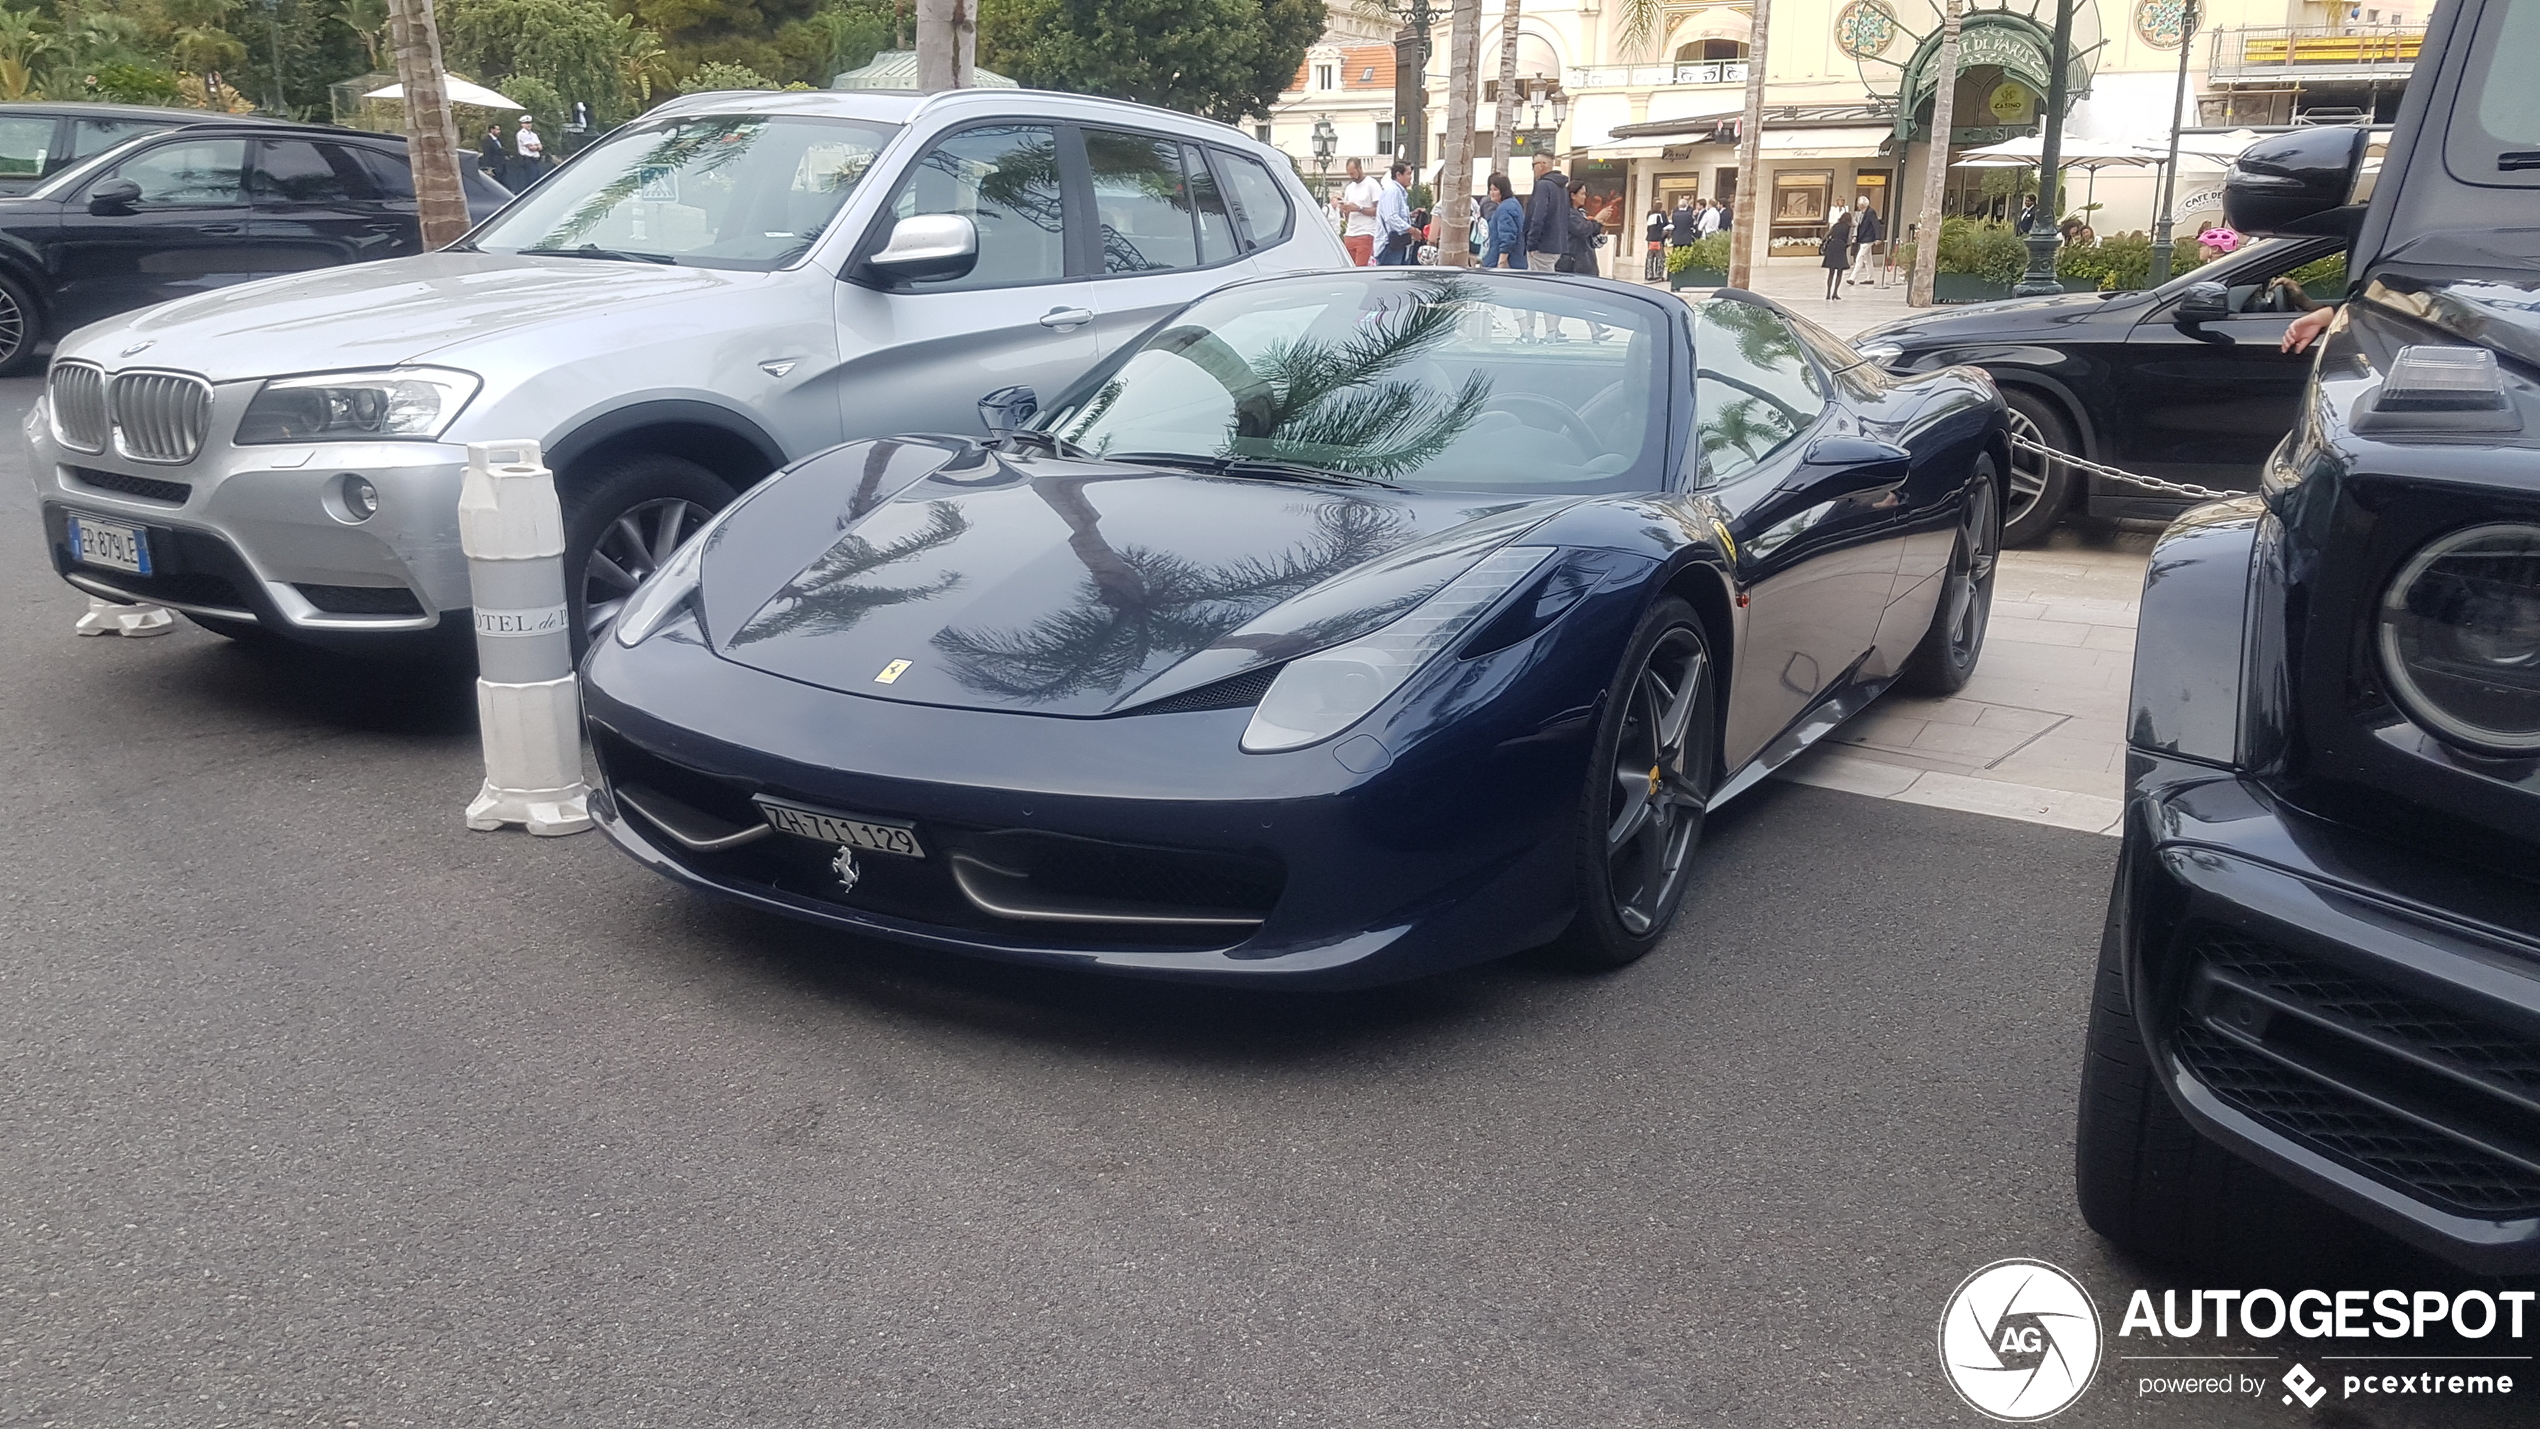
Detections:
1375,162,1416,265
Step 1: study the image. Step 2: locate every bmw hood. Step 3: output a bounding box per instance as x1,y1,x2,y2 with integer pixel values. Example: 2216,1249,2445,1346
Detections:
696,440,1577,716
61,251,769,383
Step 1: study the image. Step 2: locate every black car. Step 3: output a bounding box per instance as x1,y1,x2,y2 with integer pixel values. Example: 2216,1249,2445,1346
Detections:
1852,230,2353,545
0,119,510,375
2076,0,2540,1276
0,102,293,196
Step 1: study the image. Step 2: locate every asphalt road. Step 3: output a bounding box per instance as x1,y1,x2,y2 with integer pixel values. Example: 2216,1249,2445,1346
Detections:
0,377,2516,1428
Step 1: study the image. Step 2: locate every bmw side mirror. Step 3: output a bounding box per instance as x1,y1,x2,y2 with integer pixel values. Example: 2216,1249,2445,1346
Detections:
862,213,978,286
86,177,141,215
2225,126,2368,239
978,385,1038,435
2175,281,2230,326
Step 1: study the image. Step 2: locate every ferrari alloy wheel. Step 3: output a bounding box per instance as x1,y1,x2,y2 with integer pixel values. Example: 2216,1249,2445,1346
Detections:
1901,455,2002,695
0,272,37,378
2001,390,2079,547
562,453,734,654
1555,598,1716,971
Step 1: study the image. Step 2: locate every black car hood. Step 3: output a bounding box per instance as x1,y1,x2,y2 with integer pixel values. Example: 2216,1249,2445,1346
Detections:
697,439,1576,716
1854,287,2140,348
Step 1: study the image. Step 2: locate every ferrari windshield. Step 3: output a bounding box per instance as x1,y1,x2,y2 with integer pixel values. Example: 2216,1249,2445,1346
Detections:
1040,272,1665,492
470,113,895,270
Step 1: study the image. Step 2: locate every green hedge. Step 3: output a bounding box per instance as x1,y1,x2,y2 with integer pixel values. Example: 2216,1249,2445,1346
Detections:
1665,233,1730,274
1898,222,2223,292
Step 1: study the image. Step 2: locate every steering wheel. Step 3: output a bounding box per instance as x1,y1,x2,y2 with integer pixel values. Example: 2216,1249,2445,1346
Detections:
1483,392,1599,452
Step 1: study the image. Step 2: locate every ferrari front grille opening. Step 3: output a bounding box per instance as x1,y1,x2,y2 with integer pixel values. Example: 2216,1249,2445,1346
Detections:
2175,924,2540,1217
946,829,1283,929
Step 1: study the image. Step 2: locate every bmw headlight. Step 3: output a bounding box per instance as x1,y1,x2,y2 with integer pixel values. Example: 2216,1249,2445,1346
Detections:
2378,522,2540,756
1242,546,1558,753
236,367,480,444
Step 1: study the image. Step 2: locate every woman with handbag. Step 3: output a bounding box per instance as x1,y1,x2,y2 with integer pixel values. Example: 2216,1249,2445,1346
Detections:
1820,206,1854,301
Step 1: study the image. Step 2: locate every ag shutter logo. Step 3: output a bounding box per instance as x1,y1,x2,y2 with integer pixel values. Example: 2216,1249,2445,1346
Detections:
1940,1259,2104,1421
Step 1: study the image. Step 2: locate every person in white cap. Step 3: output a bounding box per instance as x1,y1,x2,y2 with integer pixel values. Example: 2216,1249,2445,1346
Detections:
512,114,543,187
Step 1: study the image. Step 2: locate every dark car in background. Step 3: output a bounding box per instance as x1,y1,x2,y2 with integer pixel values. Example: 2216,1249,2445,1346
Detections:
2075,0,2540,1276
1852,232,2352,544
0,118,510,375
0,102,291,195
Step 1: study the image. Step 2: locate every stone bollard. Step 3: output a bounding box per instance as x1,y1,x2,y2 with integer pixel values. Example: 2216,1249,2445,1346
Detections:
457,440,591,836
75,596,173,637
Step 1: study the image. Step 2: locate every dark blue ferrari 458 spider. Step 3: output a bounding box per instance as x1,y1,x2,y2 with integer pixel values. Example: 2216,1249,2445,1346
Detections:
581,269,2008,985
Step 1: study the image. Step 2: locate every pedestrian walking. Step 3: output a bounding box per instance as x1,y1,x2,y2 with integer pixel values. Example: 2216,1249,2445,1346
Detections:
512,114,544,188
1479,173,1525,270
1644,204,1667,280
1820,206,1854,300
1522,153,1569,276
1846,195,1883,285
1338,159,1380,266
1375,161,1416,265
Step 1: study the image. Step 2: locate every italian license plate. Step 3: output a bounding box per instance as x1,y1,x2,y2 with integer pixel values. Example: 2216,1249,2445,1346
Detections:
66,514,151,575
754,797,924,859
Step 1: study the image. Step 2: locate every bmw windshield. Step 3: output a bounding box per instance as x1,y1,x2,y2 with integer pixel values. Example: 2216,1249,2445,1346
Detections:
469,113,895,270
1039,271,1668,493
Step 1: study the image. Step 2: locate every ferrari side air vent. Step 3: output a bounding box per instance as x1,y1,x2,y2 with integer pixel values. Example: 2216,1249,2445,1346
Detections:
1125,664,1282,716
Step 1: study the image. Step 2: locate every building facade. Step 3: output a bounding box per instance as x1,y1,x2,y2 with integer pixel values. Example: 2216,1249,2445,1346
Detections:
1253,0,2422,261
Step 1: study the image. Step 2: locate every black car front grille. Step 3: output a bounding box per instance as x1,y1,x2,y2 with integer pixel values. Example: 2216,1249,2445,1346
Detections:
294,583,425,616
590,726,1279,949
66,465,189,505
2172,924,2540,1218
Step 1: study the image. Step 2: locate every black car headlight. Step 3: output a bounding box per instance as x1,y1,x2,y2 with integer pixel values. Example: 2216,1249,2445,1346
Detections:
2378,522,2540,756
236,367,480,444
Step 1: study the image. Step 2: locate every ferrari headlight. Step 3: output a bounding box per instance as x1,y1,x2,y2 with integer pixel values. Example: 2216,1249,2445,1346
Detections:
613,501,749,647
1241,546,1557,753
236,367,480,444
2378,522,2540,756
1854,339,1906,367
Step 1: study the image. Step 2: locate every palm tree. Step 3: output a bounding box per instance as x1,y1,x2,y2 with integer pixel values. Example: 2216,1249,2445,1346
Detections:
1909,0,1964,307
387,0,469,247
1488,0,1521,175
611,14,671,109
1435,0,1482,257
1727,0,1772,289
0,7,55,102
336,0,392,71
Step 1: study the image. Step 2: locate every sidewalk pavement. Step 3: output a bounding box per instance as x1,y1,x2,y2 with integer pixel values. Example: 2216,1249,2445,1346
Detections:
1614,254,1925,339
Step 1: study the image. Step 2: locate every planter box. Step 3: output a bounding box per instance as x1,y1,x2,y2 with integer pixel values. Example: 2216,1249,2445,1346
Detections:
1931,273,2007,304
1669,268,1729,290
2059,276,2101,293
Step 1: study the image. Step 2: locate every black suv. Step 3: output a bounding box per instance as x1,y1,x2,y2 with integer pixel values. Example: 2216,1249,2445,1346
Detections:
2077,0,2540,1275
0,102,293,195
0,118,510,375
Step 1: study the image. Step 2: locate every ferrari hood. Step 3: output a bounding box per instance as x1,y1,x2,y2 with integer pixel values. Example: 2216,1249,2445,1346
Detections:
697,441,1575,716
61,251,764,383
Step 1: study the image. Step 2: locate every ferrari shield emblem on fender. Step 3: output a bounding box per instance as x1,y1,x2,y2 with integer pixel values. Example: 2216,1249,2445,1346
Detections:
832,844,861,892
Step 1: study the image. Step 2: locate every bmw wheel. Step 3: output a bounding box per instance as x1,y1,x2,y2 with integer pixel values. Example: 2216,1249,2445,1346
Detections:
2001,390,2080,547
1553,598,1717,971
563,453,734,656
0,271,40,378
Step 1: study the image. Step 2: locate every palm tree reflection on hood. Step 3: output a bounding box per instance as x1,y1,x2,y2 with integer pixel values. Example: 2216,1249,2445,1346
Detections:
931,478,1412,703
728,497,970,646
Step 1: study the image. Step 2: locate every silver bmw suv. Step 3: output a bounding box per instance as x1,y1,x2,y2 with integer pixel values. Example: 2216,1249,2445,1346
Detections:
27,87,1345,651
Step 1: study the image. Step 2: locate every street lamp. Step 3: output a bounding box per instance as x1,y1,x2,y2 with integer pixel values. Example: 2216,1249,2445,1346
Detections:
2148,0,2202,285
2011,0,2079,297
1310,116,1337,201
1382,0,1442,172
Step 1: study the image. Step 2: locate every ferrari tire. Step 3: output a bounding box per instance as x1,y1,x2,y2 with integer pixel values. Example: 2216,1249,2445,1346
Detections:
0,270,39,378
1551,597,1716,972
1897,455,2000,696
2001,388,2079,548
2075,886,2364,1277
564,453,735,656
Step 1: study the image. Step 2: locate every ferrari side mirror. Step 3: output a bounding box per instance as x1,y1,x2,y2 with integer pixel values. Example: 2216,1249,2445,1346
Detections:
978,385,1038,434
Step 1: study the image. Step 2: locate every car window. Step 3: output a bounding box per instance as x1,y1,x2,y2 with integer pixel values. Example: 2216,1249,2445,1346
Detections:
112,138,247,207
887,123,1065,291
2447,0,2540,188
473,113,893,270
1185,144,1237,265
71,117,169,161
252,140,364,204
0,116,52,179
1693,299,1826,483
1043,271,1662,492
1085,129,1200,274
351,147,414,201
1214,148,1292,249
2213,242,2350,314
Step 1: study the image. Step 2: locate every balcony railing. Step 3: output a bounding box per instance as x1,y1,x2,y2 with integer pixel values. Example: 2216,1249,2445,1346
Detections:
2209,25,2423,81
1568,61,1749,90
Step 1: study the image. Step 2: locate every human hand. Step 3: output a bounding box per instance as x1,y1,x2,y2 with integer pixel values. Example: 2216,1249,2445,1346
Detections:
2281,305,2334,354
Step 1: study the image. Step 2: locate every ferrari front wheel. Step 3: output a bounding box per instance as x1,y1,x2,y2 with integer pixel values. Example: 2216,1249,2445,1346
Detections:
1553,598,1717,971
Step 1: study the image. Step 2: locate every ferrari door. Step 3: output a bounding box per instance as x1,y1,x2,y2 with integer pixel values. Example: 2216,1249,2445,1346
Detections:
1692,298,1900,768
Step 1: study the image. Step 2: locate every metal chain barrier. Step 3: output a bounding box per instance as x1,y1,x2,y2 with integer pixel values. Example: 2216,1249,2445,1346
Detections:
2009,433,2247,504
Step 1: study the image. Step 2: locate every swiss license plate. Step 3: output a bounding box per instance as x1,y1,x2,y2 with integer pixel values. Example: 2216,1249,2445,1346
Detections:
66,514,151,575
754,798,924,859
